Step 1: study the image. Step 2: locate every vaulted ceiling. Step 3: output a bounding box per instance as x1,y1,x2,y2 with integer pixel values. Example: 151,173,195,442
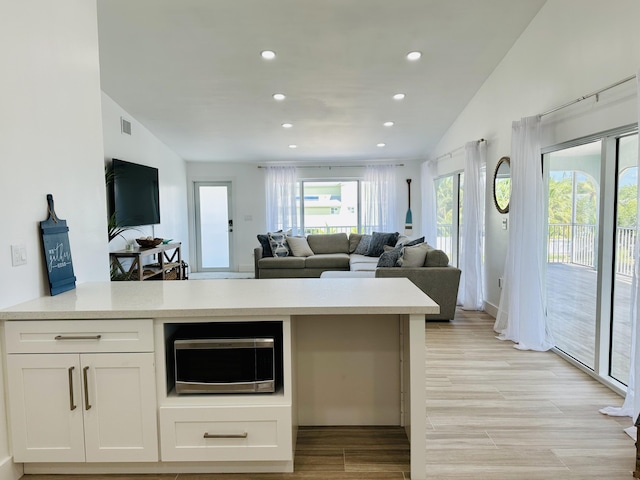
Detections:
97,0,546,163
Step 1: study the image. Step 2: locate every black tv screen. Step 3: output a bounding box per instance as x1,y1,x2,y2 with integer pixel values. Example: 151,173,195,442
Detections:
110,159,160,227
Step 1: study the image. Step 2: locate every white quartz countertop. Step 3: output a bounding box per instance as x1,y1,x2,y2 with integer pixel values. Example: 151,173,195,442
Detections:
0,278,439,320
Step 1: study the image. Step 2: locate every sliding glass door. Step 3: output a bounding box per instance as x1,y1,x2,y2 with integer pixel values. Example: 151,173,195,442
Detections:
543,128,637,388
544,141,601,369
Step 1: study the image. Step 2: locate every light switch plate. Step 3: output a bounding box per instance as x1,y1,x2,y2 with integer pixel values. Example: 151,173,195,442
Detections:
11,244,27,267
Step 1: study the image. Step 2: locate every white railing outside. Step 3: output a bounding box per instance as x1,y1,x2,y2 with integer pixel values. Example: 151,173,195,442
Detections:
548,223,635,276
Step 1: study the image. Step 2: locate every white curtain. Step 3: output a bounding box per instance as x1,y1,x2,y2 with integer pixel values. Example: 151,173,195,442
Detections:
265,166,299,235
363,165,398,233
458,140,486,310
420,161,437,246
494,116,553,351
600,71,640,435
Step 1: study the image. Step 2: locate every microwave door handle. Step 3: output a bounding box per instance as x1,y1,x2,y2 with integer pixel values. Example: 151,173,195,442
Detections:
204,432,248,439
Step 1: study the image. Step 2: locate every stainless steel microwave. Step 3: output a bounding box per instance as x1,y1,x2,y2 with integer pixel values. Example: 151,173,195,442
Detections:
174,337,275,394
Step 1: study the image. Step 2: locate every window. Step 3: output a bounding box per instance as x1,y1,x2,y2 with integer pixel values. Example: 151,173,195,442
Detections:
300,181,360,234
435,172,464,267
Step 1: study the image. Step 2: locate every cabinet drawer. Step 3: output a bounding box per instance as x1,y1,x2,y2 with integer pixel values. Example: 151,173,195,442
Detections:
159,405,292,462
4,319,153,353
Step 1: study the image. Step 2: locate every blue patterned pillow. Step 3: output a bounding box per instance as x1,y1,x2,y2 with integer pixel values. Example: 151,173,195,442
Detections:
267,230,291,257
366,232,399,257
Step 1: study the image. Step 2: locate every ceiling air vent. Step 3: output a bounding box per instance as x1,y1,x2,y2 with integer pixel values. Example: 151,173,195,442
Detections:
120,117,132,135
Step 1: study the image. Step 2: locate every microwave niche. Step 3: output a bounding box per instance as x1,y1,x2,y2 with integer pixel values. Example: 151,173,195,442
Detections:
174,337,276,394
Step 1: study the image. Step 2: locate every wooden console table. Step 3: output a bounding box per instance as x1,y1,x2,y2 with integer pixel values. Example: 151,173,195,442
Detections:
110,242,182,281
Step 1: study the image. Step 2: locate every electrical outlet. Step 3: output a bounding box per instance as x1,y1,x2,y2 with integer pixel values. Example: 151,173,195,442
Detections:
501,218,508,230
11,244,27,267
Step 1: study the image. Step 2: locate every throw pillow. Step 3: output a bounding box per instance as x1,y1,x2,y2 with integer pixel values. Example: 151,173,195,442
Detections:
268,231,291,257
398,242,430,267
377,237,425,268
377,247,403,267
287,236,315,257
349,233,363,254
257,234,274,257
366,231,399,257
354,234,372,255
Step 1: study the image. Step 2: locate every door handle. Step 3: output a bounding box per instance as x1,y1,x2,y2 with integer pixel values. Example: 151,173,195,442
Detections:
68,366,77,411
55,335,102,341
204,432,248,439
83,366,91,410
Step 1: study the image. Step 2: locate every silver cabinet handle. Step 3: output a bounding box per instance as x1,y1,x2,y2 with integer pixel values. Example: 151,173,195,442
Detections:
68,366,76,411
82,366,91,410
55,335,102,341
203,432,248,439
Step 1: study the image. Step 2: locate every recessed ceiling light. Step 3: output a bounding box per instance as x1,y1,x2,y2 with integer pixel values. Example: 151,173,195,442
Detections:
393,93,406,100
383,121,395,127
288,144,297,149
273,93,286,101
406,51,422,61
282,123,293,128
261,50,276,60
377,143,386,148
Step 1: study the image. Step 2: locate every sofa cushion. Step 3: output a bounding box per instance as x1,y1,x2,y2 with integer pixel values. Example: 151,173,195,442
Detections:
353,234,371,255
287,236,315,257
304,253,350,269
349,233,363,253
349,254,379,272
307,233,349,254
268,231,291,257
424,245,450,267
398,242,430,267
367,231,400,257
258,256,305,269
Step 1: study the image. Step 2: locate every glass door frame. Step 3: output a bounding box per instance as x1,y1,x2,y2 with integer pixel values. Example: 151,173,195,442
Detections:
194,181,234,272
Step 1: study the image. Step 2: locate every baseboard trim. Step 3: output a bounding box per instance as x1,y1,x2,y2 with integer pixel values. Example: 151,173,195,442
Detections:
483,301,498,318
0,456,23,480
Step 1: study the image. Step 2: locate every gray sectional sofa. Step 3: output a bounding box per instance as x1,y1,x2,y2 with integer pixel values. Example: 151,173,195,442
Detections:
254,232,461,320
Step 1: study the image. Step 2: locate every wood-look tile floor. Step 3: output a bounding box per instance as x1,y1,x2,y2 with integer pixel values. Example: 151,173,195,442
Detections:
24,309,637,480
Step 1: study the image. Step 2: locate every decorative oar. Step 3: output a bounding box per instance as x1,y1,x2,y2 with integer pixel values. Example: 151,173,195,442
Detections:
405,179,413,235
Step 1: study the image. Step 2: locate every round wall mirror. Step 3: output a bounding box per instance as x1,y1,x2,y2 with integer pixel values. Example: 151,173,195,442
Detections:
493,156,511,214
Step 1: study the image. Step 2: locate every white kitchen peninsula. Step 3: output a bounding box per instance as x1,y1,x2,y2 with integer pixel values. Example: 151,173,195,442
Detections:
0,278,438,480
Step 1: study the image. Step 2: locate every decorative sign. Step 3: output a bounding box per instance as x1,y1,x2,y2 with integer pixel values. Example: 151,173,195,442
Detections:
40,194,76,296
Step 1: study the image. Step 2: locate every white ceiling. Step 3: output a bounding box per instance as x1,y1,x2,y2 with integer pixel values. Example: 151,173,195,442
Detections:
96,0,546,164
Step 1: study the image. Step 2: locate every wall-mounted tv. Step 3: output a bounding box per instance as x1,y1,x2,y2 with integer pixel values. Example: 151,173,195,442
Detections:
109,159,160,227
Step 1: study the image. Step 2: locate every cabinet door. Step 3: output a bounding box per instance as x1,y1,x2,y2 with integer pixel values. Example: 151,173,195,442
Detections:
6,354,85,462
81,352,158,462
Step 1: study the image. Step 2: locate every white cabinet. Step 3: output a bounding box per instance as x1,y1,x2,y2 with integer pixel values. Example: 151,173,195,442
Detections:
5,320,158,463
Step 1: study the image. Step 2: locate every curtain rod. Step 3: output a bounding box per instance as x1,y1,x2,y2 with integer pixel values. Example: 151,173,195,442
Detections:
432,138,485,163
258,163,404,169
539,74,637,117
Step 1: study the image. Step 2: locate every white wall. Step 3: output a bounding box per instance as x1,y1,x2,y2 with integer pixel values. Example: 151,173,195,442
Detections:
0,1,107,478
187,161,421,272
430,0,640,314
0,1,109,300
102,94,190,262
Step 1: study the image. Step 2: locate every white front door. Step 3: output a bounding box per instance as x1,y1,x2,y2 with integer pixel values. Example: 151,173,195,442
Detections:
195,182,233,271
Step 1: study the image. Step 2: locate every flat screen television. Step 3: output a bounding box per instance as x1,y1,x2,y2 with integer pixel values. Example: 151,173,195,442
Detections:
109,159,160,227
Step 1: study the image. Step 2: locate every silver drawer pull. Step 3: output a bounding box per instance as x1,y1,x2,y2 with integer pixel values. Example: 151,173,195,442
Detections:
55,335,102,341
203,432,248,439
